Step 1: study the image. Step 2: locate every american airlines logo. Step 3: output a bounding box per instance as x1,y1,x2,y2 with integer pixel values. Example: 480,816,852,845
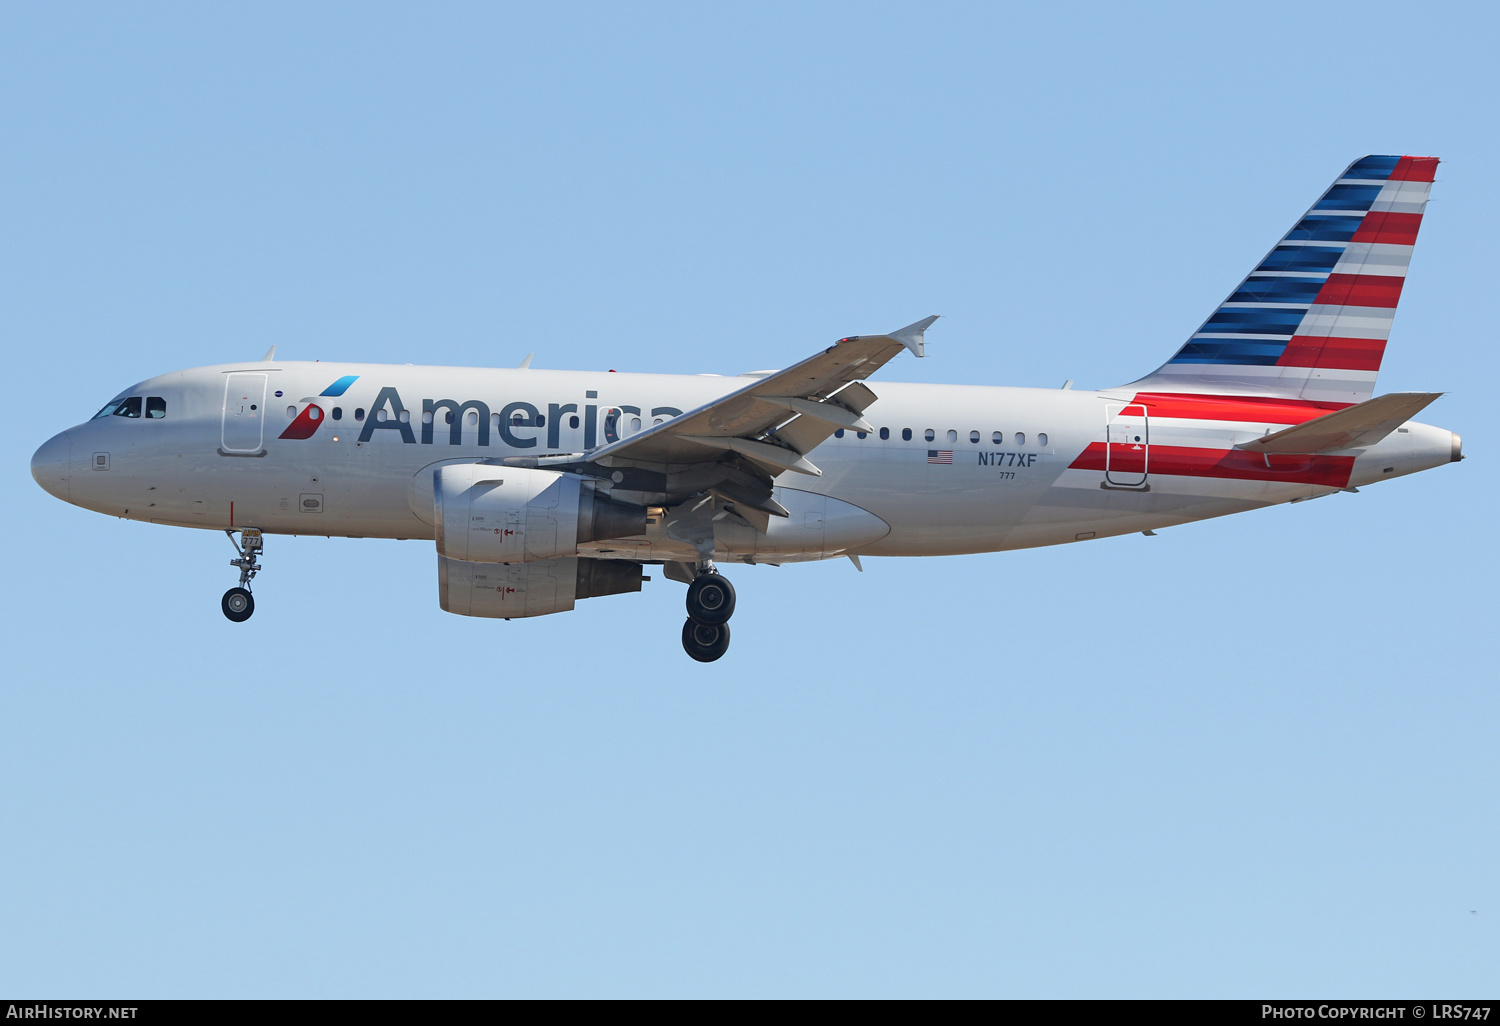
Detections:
277,375,359,440
278,379,682,449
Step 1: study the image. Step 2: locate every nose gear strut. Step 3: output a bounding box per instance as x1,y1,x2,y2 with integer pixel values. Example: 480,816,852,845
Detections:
222,528,262,622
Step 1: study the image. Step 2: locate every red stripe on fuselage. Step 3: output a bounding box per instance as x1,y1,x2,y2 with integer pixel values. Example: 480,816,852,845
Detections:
1389,156,1439,182
1313,273,1405,309
1276,336,1386,370
1069,442,1354,487
1350,211,1422,246
1126,393,1353,424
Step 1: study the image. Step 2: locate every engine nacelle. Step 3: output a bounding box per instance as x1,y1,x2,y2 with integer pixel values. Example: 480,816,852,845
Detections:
433,464,646,563
438,555,647,619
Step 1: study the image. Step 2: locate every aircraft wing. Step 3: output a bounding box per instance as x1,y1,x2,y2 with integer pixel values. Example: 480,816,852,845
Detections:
584,315,937,474
1235,391,1443,454
500,316,936,531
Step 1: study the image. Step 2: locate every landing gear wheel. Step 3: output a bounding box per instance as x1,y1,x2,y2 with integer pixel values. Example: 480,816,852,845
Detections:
222,587,255,623
682,618,730,662
686,573,736,625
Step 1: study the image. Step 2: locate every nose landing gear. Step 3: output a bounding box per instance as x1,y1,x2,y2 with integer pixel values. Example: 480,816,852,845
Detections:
222,529,262,623
222,587,254,622
681,565,736,662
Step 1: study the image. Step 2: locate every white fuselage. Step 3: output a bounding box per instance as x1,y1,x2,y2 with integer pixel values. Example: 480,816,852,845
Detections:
31,360,1460,566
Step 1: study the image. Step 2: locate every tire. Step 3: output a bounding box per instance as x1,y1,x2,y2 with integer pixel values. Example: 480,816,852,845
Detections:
685,573,736,625
222,587,255,623
681,618,730,662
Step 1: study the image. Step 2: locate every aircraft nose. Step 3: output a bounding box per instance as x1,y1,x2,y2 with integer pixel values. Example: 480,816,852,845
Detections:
31,431,71,502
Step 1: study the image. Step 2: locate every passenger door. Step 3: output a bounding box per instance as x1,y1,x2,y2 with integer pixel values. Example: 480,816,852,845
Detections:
222,373,268,454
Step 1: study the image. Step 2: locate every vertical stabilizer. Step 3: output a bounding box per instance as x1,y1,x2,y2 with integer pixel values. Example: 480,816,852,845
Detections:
1122,155,1437,403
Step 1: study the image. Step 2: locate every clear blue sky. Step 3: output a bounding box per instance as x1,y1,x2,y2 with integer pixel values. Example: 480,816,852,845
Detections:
2,1,1495,998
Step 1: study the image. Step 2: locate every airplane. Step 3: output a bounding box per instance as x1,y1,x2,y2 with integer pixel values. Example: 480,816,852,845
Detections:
30,154,1462,662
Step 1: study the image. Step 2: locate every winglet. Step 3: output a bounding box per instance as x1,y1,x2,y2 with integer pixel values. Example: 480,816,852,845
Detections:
261,345,277,362
518,353,534,369
889,315,939,358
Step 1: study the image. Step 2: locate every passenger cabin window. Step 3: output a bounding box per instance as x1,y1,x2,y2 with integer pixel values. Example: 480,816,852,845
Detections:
992,431,1003,444
946,429,957,444
112,397,143,419
1015,432,1026,445
879,427,889,440
332,407,343,420
969,430,980,443
902,428,912,441
1038,432,1048,447
834,429,845,438
924,429,935,442
146,397,166,419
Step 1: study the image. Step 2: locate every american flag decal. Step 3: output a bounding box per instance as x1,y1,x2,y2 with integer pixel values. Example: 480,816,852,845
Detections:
927,450,954,465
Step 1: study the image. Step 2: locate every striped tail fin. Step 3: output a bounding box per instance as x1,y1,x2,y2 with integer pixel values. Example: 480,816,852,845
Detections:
1123,155,1437,403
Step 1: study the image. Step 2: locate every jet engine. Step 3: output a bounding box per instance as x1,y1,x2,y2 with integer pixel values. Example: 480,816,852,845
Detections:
433,464,646,563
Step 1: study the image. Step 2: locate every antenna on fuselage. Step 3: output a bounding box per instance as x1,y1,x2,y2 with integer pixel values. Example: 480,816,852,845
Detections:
261,345,277,362
518,353,534,369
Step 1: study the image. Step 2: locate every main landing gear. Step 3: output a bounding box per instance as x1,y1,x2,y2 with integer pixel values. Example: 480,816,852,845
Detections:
681,566,736,663
222,528,263,623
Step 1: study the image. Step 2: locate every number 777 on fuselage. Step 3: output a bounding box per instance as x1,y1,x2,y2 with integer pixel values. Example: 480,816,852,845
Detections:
30,155,1462,662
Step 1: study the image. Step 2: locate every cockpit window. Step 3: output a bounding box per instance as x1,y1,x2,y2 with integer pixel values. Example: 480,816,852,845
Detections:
92,399,124,420
112,397,143,419
146,397,166,419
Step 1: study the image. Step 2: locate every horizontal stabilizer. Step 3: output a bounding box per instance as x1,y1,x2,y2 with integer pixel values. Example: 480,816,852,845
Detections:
1235,392,1442,453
